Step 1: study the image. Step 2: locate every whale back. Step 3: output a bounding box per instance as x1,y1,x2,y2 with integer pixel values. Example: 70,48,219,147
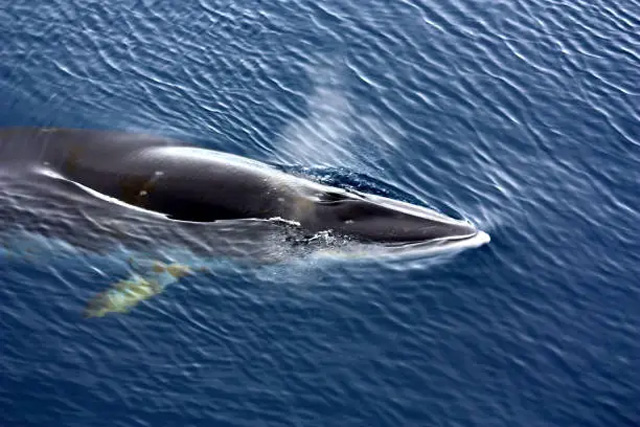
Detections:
0,128,298,222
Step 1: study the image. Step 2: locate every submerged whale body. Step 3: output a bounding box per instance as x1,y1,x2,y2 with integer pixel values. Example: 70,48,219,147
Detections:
0,128,487,253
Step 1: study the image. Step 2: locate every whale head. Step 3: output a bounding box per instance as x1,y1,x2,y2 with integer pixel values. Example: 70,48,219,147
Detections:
308,190,481,245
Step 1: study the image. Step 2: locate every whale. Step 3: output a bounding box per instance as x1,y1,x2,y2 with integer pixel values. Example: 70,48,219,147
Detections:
0,127,489,317
0,127,483,244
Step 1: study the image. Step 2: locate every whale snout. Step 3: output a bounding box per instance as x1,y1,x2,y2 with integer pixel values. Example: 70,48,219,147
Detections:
363,209,478,243
420,219,478,241
312,191,480,244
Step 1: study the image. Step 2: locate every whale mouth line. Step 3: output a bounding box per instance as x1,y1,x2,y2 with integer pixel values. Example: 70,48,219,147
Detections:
384,230,479,247
370,230,491,253
387,229,490,250
351,230,490,259
313,230,490,260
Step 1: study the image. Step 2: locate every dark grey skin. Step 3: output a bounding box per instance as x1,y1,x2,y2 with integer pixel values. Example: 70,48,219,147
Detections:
0,128,477,245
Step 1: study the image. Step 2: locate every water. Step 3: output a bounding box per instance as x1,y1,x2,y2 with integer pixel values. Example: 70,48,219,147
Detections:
1,0,638,425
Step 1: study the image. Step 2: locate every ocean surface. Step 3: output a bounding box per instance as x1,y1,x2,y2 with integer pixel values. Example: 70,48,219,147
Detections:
1,0,638,426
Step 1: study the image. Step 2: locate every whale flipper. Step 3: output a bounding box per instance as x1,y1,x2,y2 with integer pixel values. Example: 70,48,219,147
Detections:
83,260,192,318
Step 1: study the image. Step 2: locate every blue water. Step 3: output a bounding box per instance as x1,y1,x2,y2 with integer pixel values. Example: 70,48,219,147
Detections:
1,0,639,425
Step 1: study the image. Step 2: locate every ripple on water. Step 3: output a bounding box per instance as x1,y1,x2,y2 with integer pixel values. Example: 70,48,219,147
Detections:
1,0,639,425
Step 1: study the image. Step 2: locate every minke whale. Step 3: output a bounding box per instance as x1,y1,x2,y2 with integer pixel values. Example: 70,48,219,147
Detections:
0,128,489,317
